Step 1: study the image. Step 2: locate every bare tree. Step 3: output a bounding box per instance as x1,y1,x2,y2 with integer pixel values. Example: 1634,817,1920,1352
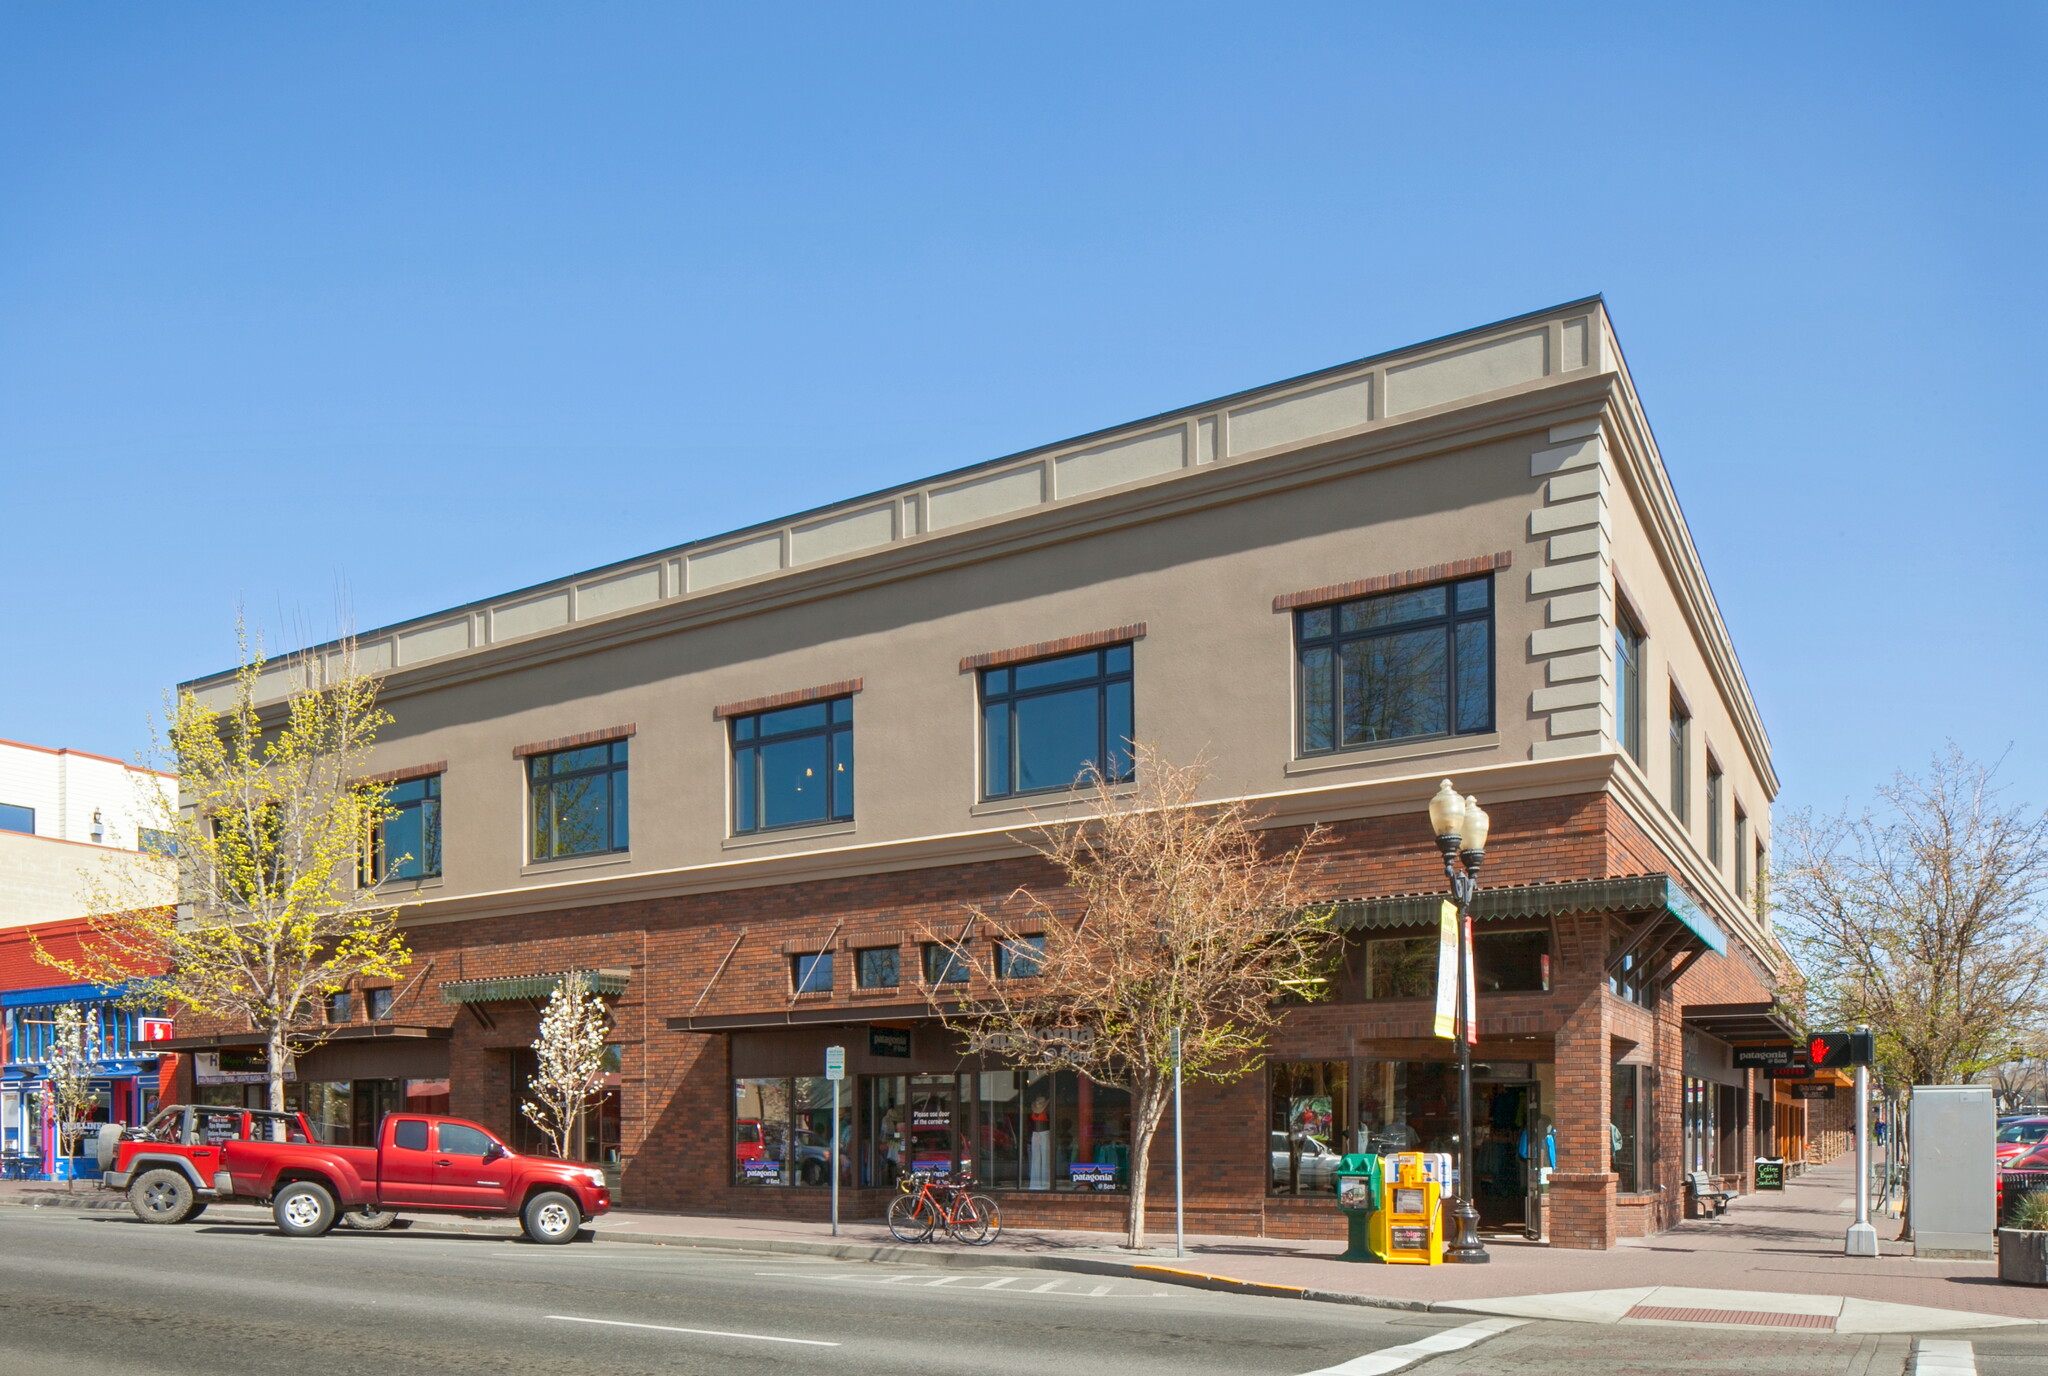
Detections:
44,1003,103,1191
523,972,612,1160
1775,746,2048,1089
935,746,1336,1249
39,627,415,1112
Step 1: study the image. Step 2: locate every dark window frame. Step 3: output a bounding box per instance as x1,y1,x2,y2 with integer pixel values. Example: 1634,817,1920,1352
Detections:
1705,758,1724,867
325,991,352,1024
791,951,835,995
1668,688,1690,825
922,941,971,986
1294,575,1494,757
730,697,854,835
978,644,1135,801
856,946,900,989
1734,808,1751,897
372,773,443,881
1616,611,1646,765
527,739,630,862
366,987,395,1022
995,934,1046,980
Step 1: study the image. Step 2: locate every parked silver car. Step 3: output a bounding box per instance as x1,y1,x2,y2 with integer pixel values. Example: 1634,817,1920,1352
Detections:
1269,1131,1339,1190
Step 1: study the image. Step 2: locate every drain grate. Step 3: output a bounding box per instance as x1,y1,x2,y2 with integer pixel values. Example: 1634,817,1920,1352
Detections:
1626,1305,1836,1330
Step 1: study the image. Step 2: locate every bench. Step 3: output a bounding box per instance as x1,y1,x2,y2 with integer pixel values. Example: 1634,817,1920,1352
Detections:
1687,1171,1735,1218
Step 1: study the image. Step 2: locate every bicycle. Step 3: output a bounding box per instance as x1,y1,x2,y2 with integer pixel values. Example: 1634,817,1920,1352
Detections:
886,1169,1001,1245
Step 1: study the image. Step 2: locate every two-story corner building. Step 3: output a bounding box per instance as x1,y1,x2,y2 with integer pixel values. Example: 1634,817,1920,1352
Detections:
0,737,177,931
164,297,1788,1248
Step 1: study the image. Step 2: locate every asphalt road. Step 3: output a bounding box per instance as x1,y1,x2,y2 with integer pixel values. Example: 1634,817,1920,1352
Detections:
2,1206,2043,1376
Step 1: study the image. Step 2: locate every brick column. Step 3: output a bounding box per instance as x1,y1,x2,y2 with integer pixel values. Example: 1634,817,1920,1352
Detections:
1653,1000,1684,1230
1550,982,1616,1249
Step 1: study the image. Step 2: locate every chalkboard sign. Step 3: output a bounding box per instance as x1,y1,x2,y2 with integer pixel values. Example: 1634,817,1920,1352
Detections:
1754,1157,1786,1191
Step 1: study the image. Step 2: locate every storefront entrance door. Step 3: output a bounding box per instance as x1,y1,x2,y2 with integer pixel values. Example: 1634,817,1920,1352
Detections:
907,1075,959,1175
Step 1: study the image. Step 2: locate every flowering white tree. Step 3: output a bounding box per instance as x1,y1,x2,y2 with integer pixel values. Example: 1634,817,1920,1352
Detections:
44,1003,103,1191
522,973,611,1160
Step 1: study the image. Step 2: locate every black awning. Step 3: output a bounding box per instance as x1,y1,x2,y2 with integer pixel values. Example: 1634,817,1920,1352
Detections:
1331,873,1727,955
1684,1001,1799,1042
440,967,631,1005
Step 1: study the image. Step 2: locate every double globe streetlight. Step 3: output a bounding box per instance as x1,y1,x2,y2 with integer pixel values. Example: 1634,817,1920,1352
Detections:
1428,779,1490,1265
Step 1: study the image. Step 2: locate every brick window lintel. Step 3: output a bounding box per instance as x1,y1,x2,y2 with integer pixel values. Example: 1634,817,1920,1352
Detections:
713,678,864,721
512,723,636,759
1273,552,1513,612
960,623,1146,673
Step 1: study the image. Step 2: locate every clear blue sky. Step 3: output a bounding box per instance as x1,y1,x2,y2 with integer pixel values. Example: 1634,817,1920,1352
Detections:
3,3,2042,822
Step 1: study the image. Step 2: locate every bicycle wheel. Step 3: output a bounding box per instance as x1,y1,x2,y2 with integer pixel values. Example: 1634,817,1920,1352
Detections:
948,1193,1000,1246
887,1192,937,1243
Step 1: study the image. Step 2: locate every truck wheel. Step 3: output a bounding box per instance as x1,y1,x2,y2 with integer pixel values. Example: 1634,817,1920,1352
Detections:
273,1181,339,1238
341,1205,399,1231
521,1190,582,1245
130,1169,196,1225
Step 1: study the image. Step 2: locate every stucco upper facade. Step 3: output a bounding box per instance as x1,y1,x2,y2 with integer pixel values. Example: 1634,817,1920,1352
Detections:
181,297,1775,957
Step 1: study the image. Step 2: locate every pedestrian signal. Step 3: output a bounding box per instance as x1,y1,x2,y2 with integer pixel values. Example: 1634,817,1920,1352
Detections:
1807,1031,1875,1068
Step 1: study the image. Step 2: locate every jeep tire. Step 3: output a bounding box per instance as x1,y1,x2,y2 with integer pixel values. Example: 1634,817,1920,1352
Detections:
273,1181,340,1238
521,1190,581,1245
130,1168,197,1225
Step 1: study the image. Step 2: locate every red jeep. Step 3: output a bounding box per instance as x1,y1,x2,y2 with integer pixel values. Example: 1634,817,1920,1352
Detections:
103,1104,611,1244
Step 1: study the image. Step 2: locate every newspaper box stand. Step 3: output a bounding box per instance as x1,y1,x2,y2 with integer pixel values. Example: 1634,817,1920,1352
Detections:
1368,1151,1444,1265
1334,1154,1382,1261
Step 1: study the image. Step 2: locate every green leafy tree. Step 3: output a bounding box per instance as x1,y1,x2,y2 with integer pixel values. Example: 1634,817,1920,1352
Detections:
41,629,414,1113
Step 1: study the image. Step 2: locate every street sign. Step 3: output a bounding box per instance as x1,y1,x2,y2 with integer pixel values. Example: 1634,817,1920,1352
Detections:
1733,1045,1798,1069
1789,1083,1836,1100
1806,1031,1877,1069
136,1017,175,1042
824,1045,845,1081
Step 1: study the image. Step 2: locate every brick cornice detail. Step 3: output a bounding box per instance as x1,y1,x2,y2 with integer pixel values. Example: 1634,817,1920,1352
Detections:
713,679,863,721
353,761,447,787
960,623,1146,673
1272,551,1513,612
511,723,636,759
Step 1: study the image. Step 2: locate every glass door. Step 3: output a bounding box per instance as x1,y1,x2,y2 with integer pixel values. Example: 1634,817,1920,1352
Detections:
906,1074,959,1176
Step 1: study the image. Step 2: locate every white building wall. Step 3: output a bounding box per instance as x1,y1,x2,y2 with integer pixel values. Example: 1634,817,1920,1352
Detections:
0,739,178,929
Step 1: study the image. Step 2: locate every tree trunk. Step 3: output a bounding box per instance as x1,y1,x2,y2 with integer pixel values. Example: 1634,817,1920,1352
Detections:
1124,1076,1173,1250
268,1024,289,1117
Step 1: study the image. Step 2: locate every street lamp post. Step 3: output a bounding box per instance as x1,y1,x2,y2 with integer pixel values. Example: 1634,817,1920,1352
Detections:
1429,779,1490,1265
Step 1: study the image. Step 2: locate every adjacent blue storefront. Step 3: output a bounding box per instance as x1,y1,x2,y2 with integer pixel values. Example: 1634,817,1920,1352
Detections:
1,983,163,1180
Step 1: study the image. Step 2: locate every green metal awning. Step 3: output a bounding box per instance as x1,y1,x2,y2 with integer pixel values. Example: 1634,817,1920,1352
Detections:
1328,873,1727,956
439,968,631,1005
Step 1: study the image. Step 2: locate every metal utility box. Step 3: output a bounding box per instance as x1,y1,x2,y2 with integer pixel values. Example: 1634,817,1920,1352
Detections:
1367,1152,1443,1265
1910,1084,1995,1260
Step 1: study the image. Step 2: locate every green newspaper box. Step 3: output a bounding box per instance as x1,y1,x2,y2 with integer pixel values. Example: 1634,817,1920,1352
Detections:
1334,1153,1383,1261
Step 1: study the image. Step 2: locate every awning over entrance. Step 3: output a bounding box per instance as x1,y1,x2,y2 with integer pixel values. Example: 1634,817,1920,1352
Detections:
153,1024,449,1051
438,968,631,1004
1684,1001,1799,1042
1329,872,1728,956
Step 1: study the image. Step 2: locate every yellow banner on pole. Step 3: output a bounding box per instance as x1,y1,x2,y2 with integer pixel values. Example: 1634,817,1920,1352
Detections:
1433,900,1459,1039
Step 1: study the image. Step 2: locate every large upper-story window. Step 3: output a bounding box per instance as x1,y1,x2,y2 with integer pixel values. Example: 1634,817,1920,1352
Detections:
372,775,442,880
1705,758,1724,866
1296,576,1492,754
732,698,853,834
528,740,629,861
1616,613,1646,765
1668,690,1690,825
980,644,1133,800
0,803,34,835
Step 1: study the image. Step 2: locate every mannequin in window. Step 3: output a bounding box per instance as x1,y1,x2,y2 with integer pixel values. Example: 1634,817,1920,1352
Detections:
1027,1094,1051,1190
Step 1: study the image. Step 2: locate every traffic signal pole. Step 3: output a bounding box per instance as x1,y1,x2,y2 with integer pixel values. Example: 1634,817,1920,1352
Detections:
1845,1023,1878,1258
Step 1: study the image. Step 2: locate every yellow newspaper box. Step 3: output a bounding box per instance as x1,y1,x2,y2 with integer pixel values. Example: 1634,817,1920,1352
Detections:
1367,1152,1443,1264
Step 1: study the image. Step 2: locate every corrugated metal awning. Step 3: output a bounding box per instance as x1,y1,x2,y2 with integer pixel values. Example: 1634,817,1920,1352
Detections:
1329,873,1726,955
439,968,631,1005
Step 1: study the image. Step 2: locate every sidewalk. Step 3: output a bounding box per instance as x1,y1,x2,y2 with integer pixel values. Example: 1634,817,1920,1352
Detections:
9,1156,2041,1327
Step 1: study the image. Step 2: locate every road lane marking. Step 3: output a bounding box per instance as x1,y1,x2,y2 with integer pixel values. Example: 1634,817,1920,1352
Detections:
979,1277,1017,1289
1297,1317,1527,1375
748,1269,1168,1298
1912,1338,1975,1375
546,1315,838,1347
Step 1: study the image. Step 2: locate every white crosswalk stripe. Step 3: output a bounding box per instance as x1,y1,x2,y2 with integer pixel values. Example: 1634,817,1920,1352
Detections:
750,1269,1169,1298
1296,1317,1527,1376
1912,1338,1976,1376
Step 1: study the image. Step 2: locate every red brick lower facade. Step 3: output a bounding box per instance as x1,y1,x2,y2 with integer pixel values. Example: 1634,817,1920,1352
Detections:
164,790,1787,1249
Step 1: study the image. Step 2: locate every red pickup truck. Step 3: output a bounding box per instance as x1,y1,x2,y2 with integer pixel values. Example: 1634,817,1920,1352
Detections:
102,1104,611,1244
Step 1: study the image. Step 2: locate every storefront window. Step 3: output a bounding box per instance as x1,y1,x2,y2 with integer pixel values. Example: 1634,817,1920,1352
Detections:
1683,1077,1719,1174
1270,1062,1350,1195
1612,1065,1643,1192
1475,929,1549,993
858,1069,1131,1193
733,1075,853,1187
